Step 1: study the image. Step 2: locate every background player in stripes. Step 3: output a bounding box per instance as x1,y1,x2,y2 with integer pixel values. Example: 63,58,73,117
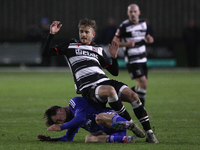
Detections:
113,4,154,107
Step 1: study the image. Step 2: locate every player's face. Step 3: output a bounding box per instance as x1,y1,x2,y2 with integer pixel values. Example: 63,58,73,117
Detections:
127,5,140,23
79,25,95,44
51,109,66,124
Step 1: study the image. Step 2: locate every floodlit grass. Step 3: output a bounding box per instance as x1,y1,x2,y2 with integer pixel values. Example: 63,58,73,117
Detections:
0,68,200,150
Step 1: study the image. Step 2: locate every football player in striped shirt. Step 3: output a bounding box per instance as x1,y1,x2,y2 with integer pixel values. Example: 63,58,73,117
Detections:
113,4,154,107
42,18,158,143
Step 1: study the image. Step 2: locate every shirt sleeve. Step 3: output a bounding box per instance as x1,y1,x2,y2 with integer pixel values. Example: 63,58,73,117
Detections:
99,50,119,76
42,34,69,57
60,110,87,130
51,127,79,142
115,23,126,39
104,58,119,76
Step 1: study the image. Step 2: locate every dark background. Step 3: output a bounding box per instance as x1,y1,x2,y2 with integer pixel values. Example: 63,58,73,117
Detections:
0,0,200,67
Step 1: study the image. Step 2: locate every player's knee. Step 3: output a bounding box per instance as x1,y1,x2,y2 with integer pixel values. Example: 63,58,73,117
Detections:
107,86,116,96
95,113,104,125
121,87,139,103
131,92,142,109
100,85,116,97
131,91,139,100
126,90,139,102
106,86,119,103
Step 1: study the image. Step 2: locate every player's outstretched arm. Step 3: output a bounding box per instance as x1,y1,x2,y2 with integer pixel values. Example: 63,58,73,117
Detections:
47,124,61,131
50,21,62,35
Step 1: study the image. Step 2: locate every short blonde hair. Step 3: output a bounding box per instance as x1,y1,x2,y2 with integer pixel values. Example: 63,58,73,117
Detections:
78,18,96,31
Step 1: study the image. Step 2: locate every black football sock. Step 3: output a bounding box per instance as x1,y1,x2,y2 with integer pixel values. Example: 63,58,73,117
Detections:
109,100,132,121
131,86,136,92
139,98,145,107
131,100,151,131
133,106,151,131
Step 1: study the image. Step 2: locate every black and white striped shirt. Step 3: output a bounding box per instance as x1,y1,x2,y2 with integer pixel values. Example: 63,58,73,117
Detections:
115,19,148,64
42,34,118,94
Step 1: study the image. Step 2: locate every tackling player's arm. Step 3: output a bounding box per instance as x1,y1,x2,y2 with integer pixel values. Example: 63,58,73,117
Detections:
42,20,66,57
104,40,119,76
104,57,119,76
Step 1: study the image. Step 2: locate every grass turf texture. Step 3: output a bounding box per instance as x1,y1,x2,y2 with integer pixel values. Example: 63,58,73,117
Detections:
0,68,200,150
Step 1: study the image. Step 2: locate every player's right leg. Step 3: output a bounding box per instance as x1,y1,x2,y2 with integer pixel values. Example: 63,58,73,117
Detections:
96,85,132,121
111,121,146,138
128,63,147,107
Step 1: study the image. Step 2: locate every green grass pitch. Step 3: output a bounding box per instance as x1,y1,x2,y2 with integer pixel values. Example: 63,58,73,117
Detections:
0,68,200,150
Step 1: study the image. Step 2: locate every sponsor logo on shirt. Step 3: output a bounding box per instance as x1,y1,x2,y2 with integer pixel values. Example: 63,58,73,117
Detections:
75,49,98,59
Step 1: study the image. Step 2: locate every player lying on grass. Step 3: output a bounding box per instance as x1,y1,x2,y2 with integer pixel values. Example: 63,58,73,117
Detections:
37,97,145,143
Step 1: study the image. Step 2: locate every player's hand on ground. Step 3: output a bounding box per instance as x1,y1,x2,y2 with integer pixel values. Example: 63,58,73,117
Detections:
37,134,51,141
109,40,119,58
47,124,61,131
50,21,62,35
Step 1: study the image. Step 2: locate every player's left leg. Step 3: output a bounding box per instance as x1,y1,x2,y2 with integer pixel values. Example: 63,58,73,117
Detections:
85,131,135,143
93,113,137,143
95,112,145,138
95,113,116,128
85,131,109,143
120,87,158,143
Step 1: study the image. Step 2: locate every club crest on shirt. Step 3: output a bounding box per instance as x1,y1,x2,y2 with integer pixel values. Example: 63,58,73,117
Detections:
141,24,145,29
82,119,92,130
93,47,97,52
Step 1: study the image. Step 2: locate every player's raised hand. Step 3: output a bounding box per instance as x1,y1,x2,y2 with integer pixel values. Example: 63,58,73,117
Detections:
37,134,52,141
47,124,61,131
50,21,62,35
109,40,119,58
